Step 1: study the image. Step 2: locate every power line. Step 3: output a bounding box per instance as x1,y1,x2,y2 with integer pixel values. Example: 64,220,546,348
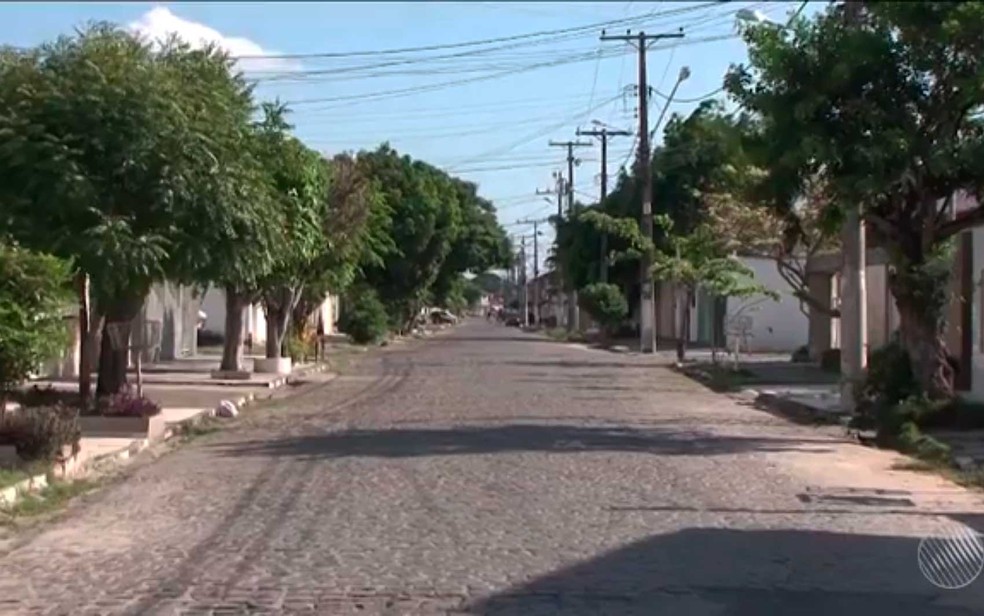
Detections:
233,2,722,60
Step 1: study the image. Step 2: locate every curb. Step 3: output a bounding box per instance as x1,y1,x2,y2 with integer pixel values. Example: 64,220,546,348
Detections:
672,363,848,427
752,391,848,427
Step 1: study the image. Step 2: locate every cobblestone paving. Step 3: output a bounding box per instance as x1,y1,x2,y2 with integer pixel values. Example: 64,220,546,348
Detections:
3,321,984,614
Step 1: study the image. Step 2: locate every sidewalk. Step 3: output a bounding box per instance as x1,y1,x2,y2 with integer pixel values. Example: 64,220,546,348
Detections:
5,352,341,503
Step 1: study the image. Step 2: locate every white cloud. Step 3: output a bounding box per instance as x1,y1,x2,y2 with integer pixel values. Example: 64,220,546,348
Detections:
128,6,299,73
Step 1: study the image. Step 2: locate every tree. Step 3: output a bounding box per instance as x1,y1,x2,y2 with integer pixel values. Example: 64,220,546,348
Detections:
430,179,511,309
726,1,984,398
703,173,841,317
0,244,73,413
578,283,628,339
289,153,384,344
650,216,776,361
0,24,261,394
252,103,329,361
356,145,463,331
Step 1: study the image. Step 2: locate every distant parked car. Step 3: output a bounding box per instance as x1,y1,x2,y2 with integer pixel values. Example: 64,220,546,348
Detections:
430,309,458,325
504,316,521,327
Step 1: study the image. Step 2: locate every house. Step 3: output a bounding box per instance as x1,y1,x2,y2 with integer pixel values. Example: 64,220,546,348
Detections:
526,270,567,328
198,287,341,350
43,281,203,379
654,257,808,354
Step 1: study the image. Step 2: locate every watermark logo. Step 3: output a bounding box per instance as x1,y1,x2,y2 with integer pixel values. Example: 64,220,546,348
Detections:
917,523,984,590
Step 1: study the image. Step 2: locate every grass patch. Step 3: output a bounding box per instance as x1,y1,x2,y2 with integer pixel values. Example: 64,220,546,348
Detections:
544,328,586,344
681,363,754,393
0,478,99,524
0,468,29,490
172,415,224,442
891,456,984,491
0,460,55,490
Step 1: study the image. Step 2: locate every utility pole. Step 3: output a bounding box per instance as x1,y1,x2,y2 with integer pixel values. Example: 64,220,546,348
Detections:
520,236,529,328
839,0,867,412
601,28,684,354
537,174,565,329
549,140,591,333
517,217,548,326
577,125,632,283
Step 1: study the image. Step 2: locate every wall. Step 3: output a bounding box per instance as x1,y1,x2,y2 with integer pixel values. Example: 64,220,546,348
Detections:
41,281,199,378
200,287,268,348
141,281,200,361
724,256,808,353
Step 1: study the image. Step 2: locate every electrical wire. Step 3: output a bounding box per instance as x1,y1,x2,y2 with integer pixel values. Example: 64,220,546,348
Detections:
233,2,722,60
446,93,622,170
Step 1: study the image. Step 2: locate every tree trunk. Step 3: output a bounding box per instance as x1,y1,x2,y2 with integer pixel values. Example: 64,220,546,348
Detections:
888,253,955,400
676,288,692,362
220,289,247,372
894,294,954,400
265,312,283,359
96,295,144,397
77,273,91,411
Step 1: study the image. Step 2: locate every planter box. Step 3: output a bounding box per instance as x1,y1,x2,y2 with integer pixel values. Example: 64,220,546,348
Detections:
79,413,167,441
254,357,292,375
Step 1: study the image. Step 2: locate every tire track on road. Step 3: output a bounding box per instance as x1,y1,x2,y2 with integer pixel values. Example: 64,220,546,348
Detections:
127,357,412,614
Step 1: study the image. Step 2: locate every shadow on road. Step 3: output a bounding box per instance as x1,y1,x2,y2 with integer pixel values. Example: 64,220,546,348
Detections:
209,424,836,460
463,527,984,615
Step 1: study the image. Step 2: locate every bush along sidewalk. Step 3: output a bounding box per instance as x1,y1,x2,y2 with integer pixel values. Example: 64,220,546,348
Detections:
847,336,984,483
0,404,82,508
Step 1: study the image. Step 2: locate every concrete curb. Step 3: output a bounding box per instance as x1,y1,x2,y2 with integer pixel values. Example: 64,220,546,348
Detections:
1,362,333,509
751,391,848,427
672,363,848,427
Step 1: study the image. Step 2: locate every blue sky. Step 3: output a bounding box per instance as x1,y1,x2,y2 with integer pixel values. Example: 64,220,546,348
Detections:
0,1,820,269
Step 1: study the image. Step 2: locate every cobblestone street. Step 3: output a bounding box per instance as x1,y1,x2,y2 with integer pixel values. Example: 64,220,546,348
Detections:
3,320,984,614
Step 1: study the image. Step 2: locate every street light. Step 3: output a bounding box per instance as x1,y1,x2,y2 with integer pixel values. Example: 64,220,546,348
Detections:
735,8,775,26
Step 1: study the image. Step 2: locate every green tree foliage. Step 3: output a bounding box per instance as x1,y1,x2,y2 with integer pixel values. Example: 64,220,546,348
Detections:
431,179,511,309
651,216,776,361
726,1,984,399
339,286,390,345
578,283,628,337
252,103,329,360
355,145,463,331
555,102,754,313
0,24,262,394
290,152,387,344
0,244,73,410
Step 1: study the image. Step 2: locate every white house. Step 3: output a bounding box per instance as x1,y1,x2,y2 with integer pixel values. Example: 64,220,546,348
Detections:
199,288,341,350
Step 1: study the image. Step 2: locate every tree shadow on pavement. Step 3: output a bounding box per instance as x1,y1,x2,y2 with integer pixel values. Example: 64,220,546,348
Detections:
463,526,984,615
208,424,836,460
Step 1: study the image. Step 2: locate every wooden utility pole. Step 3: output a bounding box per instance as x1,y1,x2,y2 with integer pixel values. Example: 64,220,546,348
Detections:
549,140,591,332
601,28,684,354
517,217,548,326
577,126,632,283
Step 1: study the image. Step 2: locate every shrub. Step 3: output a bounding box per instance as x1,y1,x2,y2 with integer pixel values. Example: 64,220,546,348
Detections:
862,337,919,408
578,283,628,335
95,387,162,417
790,345,810,363
0,406,81,463
0,244,73,408
11,385,77,408
286,332,316,363
340,288,390,345
892,420,951,464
